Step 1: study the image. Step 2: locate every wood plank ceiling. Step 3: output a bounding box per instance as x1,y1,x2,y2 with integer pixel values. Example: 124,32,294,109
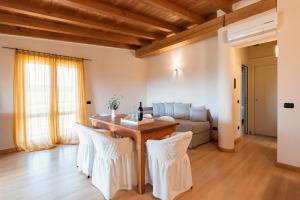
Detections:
0,0,276,57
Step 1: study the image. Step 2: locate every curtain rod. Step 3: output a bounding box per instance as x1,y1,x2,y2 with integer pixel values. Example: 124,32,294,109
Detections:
2,46,92,61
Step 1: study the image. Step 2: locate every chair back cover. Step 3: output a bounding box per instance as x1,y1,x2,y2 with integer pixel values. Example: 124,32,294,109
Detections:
146,131,193,200
90,131,133,159
147,131,193,161
75,123,94,145
89,129,136,199
75,123,97,177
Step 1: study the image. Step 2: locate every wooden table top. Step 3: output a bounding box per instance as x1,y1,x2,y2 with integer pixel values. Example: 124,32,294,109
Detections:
89,114,178,133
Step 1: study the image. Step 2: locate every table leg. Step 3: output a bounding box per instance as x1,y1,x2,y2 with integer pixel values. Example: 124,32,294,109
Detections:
137,135,145,194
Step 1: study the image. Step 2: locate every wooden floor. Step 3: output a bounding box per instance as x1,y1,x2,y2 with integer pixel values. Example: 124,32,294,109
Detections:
1,135,300,200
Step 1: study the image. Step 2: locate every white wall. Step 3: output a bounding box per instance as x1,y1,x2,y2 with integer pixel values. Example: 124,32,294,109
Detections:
217,28,238,150
232,47,248,140
0,34,147,150
145,37,219,125
277,0,300,167
0,46,14,151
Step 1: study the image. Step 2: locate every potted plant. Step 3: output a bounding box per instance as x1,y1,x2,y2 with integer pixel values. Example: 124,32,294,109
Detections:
107,95,122,118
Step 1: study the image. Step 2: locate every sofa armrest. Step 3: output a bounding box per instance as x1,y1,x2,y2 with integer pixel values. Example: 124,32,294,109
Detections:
207,109,213,129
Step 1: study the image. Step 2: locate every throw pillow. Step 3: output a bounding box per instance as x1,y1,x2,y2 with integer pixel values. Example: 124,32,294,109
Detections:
164,102,174,117
152,103,165,117
190,106,207,122
174,103,191,119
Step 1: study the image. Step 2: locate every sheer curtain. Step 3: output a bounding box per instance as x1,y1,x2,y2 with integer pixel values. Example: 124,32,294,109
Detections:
56,57,87,144
14,50,87,151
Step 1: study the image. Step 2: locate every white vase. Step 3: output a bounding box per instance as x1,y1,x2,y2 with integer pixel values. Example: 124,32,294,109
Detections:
111,110,116,118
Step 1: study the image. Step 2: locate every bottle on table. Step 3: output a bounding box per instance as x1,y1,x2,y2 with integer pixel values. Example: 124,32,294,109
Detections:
138,102,143,121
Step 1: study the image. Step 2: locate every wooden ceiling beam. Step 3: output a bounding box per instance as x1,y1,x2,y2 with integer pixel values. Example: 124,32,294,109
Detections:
0,24,137,49
225,0,276,25
0,0,163,40
136,0,277,58
141,0,205,24
64,0,181,33
135,17,224,58
0,11,146,46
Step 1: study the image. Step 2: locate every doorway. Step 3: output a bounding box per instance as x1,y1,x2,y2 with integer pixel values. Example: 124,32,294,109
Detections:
241,65,248,134
254,61,277,137
240,41,277,137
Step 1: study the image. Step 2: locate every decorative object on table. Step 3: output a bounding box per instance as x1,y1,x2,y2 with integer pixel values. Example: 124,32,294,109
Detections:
107,95,123,118
138,101,143,121
121,115,154,125
143,114,153,119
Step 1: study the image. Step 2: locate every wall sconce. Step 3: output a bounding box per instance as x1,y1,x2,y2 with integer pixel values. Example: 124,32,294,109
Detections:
171,51,182,73
173,66,180,72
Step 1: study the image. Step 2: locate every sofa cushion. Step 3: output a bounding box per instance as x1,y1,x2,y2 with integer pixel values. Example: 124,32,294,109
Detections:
175,119,210,133
164,102,174,117
173,103,191,119
152,103,165,117
190,106,207,122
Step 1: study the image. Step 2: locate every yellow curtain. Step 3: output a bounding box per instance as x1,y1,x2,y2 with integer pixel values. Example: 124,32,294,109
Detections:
13,50,87,151
56,57,87,144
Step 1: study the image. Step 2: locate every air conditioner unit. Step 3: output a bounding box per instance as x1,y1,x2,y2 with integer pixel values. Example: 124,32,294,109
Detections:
227,10,277,42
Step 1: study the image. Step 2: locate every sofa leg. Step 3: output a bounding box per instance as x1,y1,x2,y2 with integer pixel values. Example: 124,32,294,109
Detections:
191,186,193,190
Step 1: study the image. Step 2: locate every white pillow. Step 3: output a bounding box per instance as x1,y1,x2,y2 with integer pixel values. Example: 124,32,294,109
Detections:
174,103,191,119
190,106,207,122
164,102,174,117
153,103,165,117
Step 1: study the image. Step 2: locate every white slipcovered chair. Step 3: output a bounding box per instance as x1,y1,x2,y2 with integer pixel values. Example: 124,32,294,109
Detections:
90,130,137,199
75,123,111,178
146,131,193,200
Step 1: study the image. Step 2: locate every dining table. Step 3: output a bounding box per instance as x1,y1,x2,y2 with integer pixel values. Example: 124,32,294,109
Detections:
89,114,178,194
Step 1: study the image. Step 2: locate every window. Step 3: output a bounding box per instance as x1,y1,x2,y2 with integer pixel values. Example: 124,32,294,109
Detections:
14,51,87,151
57,64,79,143
25,62,52,144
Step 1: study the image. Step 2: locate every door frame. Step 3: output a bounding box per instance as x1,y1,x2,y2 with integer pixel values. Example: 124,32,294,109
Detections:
248,56,277,135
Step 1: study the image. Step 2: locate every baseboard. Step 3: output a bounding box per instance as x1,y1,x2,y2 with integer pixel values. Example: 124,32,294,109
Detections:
218,146,235,153
211,137,241,143
213,137,240,152
235,137,241,144
0,147,17,155
276,162,300,173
